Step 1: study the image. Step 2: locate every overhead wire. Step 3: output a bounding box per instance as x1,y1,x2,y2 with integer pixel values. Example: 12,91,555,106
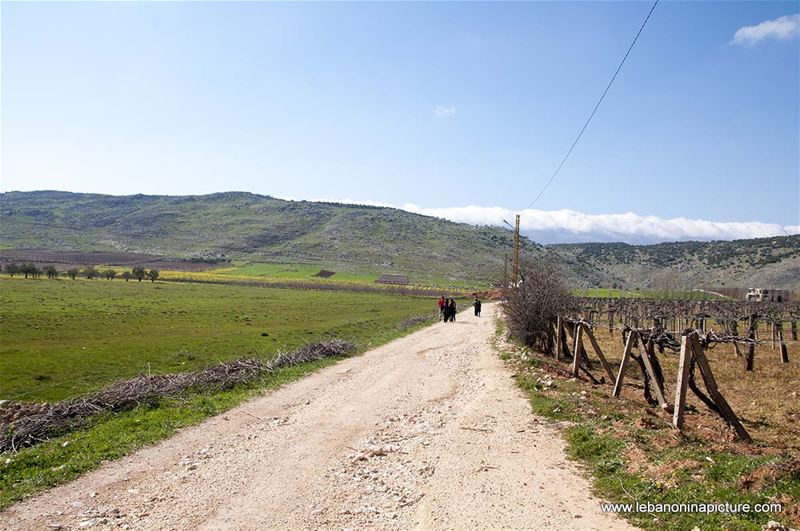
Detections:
525,0,660,210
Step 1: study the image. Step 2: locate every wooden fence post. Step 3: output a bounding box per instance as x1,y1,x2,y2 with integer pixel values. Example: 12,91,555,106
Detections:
730,319,741,358
672,332,694,431
745,315,756,372
556,316,563,359
640,343,670,411
771,323,777,351
613,331,636,398
778,323,789,364
690,334,753,443
572,323,584,378
583,326,616,382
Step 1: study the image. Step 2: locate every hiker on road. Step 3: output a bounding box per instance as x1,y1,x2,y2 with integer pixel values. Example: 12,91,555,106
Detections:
447,299,457,322
438,296,446,318
473,297,482,317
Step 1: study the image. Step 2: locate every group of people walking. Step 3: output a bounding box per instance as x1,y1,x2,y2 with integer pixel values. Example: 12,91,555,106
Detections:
438,296,458,322
437,296,482,322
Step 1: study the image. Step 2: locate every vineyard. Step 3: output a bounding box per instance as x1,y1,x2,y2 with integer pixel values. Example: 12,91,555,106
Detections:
538,297,799,446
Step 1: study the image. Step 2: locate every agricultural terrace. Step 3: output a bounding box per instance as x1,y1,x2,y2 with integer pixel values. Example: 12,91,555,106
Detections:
160,262,487,291
0,249,491,291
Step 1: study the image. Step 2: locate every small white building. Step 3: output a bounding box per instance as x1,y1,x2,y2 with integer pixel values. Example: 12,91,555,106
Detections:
746,288,784,303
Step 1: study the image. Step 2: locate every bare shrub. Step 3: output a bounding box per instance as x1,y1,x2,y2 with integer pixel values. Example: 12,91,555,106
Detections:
503,259,571,355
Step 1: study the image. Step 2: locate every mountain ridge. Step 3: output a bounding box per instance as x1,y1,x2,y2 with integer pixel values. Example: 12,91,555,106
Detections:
1,190,603,286
2,191,797,289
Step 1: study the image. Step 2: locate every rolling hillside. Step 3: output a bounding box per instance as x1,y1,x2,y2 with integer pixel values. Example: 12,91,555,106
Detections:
553,236,800,290
0,191,606,286
2,191,797,289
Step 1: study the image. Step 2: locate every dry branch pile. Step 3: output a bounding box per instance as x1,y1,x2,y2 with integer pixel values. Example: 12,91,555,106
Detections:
397,315,433,330
0,340,355,452
265,339,355,370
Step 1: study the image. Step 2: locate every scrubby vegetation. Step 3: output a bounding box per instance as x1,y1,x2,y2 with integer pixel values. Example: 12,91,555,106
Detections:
0,191,601,286
554,235,800,291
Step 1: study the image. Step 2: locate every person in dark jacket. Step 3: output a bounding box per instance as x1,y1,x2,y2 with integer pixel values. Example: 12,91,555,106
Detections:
473,297,482,317
442,298,450,323
448,299,457,322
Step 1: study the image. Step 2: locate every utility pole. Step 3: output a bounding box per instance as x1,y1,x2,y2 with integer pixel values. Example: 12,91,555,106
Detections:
512,214,520,284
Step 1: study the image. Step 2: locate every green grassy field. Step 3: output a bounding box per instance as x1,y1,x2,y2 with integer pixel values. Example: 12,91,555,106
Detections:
207,261,490,290
211,262,379,283
0,276,436,402
575,287,727,300
0,276,440,508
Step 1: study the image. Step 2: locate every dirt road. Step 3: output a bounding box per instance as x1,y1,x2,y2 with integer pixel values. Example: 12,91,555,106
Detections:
1,304,633,530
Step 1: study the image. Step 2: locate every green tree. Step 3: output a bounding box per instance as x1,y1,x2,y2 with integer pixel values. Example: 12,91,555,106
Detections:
44,266,58,279
21,263,37,279
103,269,117,280
83,266,99,280
146,269,160,283
5,263,20,277
66,268,79,280
121,271,131,282
132,266,146,282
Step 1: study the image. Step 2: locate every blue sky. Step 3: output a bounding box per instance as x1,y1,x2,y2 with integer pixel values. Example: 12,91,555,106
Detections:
2,1,798,243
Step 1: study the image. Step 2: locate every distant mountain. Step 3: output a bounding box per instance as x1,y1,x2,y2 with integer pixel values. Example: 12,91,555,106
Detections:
0,191,606,286
552,236,800,290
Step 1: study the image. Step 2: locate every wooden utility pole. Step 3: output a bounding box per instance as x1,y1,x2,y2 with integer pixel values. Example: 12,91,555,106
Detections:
512,214,520,284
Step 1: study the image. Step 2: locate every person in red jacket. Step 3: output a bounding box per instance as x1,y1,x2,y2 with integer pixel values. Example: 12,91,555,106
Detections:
438,295,446,319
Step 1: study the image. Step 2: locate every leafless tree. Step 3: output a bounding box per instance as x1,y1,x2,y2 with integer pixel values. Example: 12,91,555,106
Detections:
503,258,571,355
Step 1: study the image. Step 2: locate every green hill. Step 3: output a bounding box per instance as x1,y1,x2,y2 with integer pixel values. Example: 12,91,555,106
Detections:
0,191,606,286
552,236,800,290
3,191,796,290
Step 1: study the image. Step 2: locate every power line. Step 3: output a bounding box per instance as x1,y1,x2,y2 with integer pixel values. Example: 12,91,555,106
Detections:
526,0,659,210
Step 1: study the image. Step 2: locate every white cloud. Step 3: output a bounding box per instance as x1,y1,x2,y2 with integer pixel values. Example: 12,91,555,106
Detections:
731,14,800,45
305,198,800,244
433,105,456,117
